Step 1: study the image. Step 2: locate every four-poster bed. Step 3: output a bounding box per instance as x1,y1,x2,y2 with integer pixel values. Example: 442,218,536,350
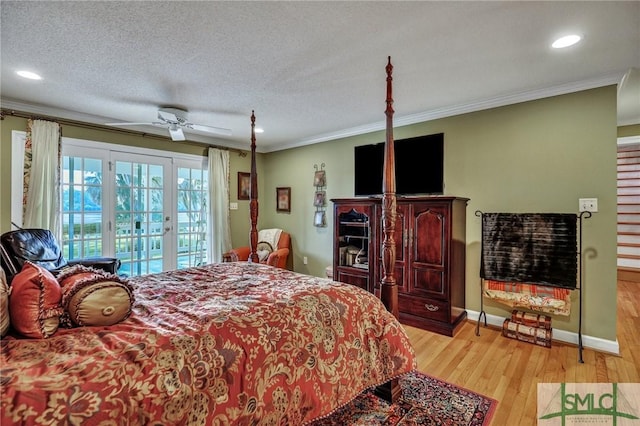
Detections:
0,59,415,425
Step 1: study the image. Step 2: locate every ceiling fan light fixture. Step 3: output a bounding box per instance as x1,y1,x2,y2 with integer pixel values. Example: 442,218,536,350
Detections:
168,125,185,141
552,34,581,49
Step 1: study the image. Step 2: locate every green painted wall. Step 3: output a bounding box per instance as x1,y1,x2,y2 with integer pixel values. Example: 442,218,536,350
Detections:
260,86,619,341
0,85,621,341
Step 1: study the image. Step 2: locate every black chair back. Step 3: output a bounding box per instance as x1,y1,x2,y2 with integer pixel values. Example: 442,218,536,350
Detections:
0,229,68,283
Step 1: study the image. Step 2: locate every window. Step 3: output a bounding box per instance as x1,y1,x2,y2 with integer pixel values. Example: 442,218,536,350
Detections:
176,164,209,268
11,133,211,275
61,155,104,260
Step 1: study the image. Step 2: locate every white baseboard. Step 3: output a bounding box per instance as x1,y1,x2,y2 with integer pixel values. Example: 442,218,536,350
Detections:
466,309,620,356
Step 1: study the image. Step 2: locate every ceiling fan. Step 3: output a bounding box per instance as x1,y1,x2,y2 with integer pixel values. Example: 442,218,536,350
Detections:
106,107,232,141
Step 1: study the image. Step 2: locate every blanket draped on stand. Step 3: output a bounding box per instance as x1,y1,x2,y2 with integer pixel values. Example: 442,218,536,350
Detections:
258,228,282,249
480,213,578,289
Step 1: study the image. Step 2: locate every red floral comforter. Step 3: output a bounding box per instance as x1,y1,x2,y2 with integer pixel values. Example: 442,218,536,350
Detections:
1,263,416,425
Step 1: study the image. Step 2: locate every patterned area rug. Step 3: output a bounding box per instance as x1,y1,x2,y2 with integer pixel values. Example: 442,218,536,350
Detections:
310,370,497,425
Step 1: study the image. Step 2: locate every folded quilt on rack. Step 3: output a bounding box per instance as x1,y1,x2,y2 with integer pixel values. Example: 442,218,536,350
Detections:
483,279,571,316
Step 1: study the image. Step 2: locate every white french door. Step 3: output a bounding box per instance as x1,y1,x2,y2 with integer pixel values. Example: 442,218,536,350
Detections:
53,137,210,276
111,152,174,276
13,134,211,275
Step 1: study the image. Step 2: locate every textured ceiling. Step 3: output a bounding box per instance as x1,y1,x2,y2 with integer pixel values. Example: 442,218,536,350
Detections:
1,1,639,152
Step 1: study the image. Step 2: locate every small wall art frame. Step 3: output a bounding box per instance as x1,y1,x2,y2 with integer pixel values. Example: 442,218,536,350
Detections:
276,187,291,213
314,190,326,207
313,163,327,227
238,172,250,200
313,170,326,187
314,211,326,227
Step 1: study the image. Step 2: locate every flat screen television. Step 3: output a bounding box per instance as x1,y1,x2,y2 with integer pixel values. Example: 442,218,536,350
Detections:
354,133,444,197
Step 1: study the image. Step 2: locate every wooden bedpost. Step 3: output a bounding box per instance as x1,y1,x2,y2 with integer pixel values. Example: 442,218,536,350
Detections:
380,56,398,318
375,56,401,403
249,111,259,263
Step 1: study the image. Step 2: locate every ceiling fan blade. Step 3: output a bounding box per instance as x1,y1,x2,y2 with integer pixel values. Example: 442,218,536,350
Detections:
168,126,185,141
187,123,232,136
158,110,179,123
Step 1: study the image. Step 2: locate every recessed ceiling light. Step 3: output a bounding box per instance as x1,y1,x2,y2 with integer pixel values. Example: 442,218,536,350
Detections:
255,128,264,133
552,35,581,49
17,70,42,80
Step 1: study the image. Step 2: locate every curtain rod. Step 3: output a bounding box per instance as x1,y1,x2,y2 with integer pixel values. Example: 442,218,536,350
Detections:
0,108,248,156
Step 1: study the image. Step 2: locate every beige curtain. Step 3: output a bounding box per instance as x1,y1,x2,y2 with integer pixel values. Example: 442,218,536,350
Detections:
207,147,232,262
23,119,61,233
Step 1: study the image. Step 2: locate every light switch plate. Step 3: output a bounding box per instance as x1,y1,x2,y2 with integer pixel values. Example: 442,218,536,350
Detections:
579,198,598,212
230,202,238,210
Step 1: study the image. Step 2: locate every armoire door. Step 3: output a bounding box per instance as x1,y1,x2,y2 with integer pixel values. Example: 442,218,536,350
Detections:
409,202,449,300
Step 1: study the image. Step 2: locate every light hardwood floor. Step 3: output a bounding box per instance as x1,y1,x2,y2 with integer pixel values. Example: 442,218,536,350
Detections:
403,280,639,425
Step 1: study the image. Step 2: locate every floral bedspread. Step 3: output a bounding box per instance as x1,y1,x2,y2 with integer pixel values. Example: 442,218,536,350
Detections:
1,262,416,425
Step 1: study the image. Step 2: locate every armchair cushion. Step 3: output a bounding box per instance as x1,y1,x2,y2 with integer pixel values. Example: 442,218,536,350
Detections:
256,241,273,262
222,230,291,269
0,229,121,284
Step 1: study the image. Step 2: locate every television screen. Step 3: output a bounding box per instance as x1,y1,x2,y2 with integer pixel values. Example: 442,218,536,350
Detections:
354,133,444,196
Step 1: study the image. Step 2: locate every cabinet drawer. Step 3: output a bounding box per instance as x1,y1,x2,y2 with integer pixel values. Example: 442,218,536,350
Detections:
399,294,449,322
336,268,369,292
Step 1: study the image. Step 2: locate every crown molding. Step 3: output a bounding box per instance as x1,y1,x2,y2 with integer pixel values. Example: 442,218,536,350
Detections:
0,99,251,152
272,72,624,153
2,71,625,154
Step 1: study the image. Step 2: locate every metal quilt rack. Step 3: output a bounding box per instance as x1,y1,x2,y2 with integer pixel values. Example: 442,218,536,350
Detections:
474,210,592,363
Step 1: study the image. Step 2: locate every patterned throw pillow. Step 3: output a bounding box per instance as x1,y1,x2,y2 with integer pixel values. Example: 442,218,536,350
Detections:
9,262,63,338
57,265,134,327
0,268,10,337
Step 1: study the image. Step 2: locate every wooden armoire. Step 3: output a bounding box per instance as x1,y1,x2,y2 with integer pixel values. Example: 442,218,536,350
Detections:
332,196,468,336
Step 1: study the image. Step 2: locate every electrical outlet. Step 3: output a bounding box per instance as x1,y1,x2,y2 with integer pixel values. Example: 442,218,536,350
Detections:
303,256,308,265
579,198,598,212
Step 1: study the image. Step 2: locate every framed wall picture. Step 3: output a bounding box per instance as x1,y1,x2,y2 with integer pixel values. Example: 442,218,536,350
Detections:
276,187,291,212
314,190,326,207
313,170,326,187
314,211,326,227
238,172,250,200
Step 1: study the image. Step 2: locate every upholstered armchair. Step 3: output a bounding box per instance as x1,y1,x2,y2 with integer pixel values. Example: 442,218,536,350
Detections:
222,229,291,269
0,228,121,284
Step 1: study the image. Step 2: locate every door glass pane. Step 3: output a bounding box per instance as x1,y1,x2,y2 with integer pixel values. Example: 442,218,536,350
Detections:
115,161,165,277
60,156,104,260
176,166,208,268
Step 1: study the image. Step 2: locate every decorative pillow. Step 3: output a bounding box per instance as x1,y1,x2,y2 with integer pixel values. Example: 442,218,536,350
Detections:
9,262,63,338
0,268,10,337
256,241,273,262
57,265,134,327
